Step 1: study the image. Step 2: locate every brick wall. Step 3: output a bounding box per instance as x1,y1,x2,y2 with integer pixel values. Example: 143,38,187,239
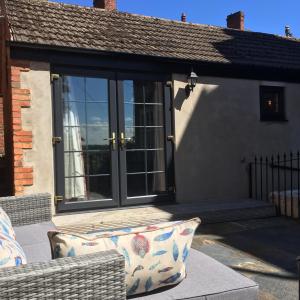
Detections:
0,95,3,156
10,60,33,195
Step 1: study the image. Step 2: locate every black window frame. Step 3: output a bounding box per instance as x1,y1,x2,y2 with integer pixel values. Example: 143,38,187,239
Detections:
260,86,286,122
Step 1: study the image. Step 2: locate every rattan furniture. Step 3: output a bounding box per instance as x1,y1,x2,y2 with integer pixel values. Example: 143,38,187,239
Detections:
0,194,126,300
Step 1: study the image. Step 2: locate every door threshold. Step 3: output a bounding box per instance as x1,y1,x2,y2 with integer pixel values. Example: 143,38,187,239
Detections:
54,200,177,217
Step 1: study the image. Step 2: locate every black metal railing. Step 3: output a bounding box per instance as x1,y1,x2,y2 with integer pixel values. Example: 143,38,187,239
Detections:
249,151,300,218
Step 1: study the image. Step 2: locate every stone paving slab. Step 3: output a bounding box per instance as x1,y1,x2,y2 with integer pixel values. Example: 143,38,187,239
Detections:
193,217,299,300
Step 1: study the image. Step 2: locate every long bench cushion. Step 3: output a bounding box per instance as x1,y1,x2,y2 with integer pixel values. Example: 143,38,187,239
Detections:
130,248,258,300
14,221,56,264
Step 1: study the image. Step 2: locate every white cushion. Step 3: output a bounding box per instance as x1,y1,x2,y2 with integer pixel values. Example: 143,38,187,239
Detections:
48,218,200,296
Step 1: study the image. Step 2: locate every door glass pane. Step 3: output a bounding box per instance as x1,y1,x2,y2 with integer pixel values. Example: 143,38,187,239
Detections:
88,152,111,175
127,151,145,173
145,82,163,103
125,127,145,149
124,104,144,127
86,78,108,102
65,177,87,201
147,150,165,172
127,174,146,197
63,126,86,152
64,152,86,177
123,79,167,199
145,105,164,126
63,77,85,101
87,103,109,126
148,173,166,195
87,126,109,150
89,176,112,200
62,75,112,202
146,128,164,149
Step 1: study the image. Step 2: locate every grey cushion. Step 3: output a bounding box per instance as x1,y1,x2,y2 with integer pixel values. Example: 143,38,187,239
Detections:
131,248,258,300
14,222,56,264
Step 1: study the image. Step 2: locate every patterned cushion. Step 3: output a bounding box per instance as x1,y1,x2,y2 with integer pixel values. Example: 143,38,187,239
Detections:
48,218,200,296
0,232,27,269
0,207,15,239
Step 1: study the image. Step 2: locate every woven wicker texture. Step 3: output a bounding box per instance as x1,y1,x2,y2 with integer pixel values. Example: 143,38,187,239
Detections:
0,250,125,299
0,194,52,227
0,194,126,299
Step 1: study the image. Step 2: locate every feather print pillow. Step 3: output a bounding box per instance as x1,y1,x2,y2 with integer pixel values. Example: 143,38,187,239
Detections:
0,207,15,239
48,217,200,296
0,232,27,269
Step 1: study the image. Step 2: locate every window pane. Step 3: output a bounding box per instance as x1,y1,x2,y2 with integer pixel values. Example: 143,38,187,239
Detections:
88,176,111,200
125,127,145,149
63,102,85,127
127,174,146,197
125,104,144,127
63,127,86,151
87,126,109,150
65,177,87,201
63,76,85,102
64,152,86,177
87,103,109,126
147,150,165,172
86,78,108,102
145,81,163,103
147,173,166,195
127,151,145,173
146,128,164,149
88,152,111,175
145,105,164,126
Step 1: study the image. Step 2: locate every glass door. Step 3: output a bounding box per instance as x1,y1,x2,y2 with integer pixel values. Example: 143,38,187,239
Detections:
53,71,174,212
118,75,173,206
53,72,119,212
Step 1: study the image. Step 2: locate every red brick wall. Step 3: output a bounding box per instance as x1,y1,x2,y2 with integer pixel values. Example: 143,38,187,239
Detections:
10,60,33,195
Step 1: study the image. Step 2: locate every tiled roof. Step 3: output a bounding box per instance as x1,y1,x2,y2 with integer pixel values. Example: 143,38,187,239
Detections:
5,0,300,70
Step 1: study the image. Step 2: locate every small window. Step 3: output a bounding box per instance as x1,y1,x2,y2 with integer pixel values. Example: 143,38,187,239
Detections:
260,86,285,121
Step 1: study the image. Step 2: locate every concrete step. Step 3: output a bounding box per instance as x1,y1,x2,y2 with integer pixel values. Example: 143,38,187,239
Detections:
54,199,277,234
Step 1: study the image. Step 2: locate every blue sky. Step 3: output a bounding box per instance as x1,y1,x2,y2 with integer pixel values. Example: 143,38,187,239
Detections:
52,0,300,37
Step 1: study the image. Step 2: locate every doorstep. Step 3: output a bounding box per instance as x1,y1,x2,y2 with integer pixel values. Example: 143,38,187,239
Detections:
53,198,276,234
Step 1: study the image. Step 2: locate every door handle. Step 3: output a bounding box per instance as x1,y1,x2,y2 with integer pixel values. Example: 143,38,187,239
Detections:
120,132,132,147
104,132,116,149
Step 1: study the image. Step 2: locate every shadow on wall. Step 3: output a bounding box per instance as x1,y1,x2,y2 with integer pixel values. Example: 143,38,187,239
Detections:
173,72,300,203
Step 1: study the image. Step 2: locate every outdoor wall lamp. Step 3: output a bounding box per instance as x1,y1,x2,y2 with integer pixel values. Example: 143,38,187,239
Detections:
186,69,198,97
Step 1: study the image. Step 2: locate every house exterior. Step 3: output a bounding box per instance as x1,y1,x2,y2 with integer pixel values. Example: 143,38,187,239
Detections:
1,0,300,214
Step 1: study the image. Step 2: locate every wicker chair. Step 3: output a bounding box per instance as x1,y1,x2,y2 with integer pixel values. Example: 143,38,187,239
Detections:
0,194,126,300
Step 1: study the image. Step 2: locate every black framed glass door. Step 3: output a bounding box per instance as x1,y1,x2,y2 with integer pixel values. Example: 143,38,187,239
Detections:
118,75,173,206
53,70,173,212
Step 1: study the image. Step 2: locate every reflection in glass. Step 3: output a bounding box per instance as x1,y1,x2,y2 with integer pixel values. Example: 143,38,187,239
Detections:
62,75,111,202
63,76,85,101
87,103,109,126
86,78,108,102
124,104,144,127
125,127,145,149
87,126,109,150
64,127,86,151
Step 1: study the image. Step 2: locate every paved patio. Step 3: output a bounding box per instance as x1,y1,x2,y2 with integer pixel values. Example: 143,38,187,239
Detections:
193,217,300,300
